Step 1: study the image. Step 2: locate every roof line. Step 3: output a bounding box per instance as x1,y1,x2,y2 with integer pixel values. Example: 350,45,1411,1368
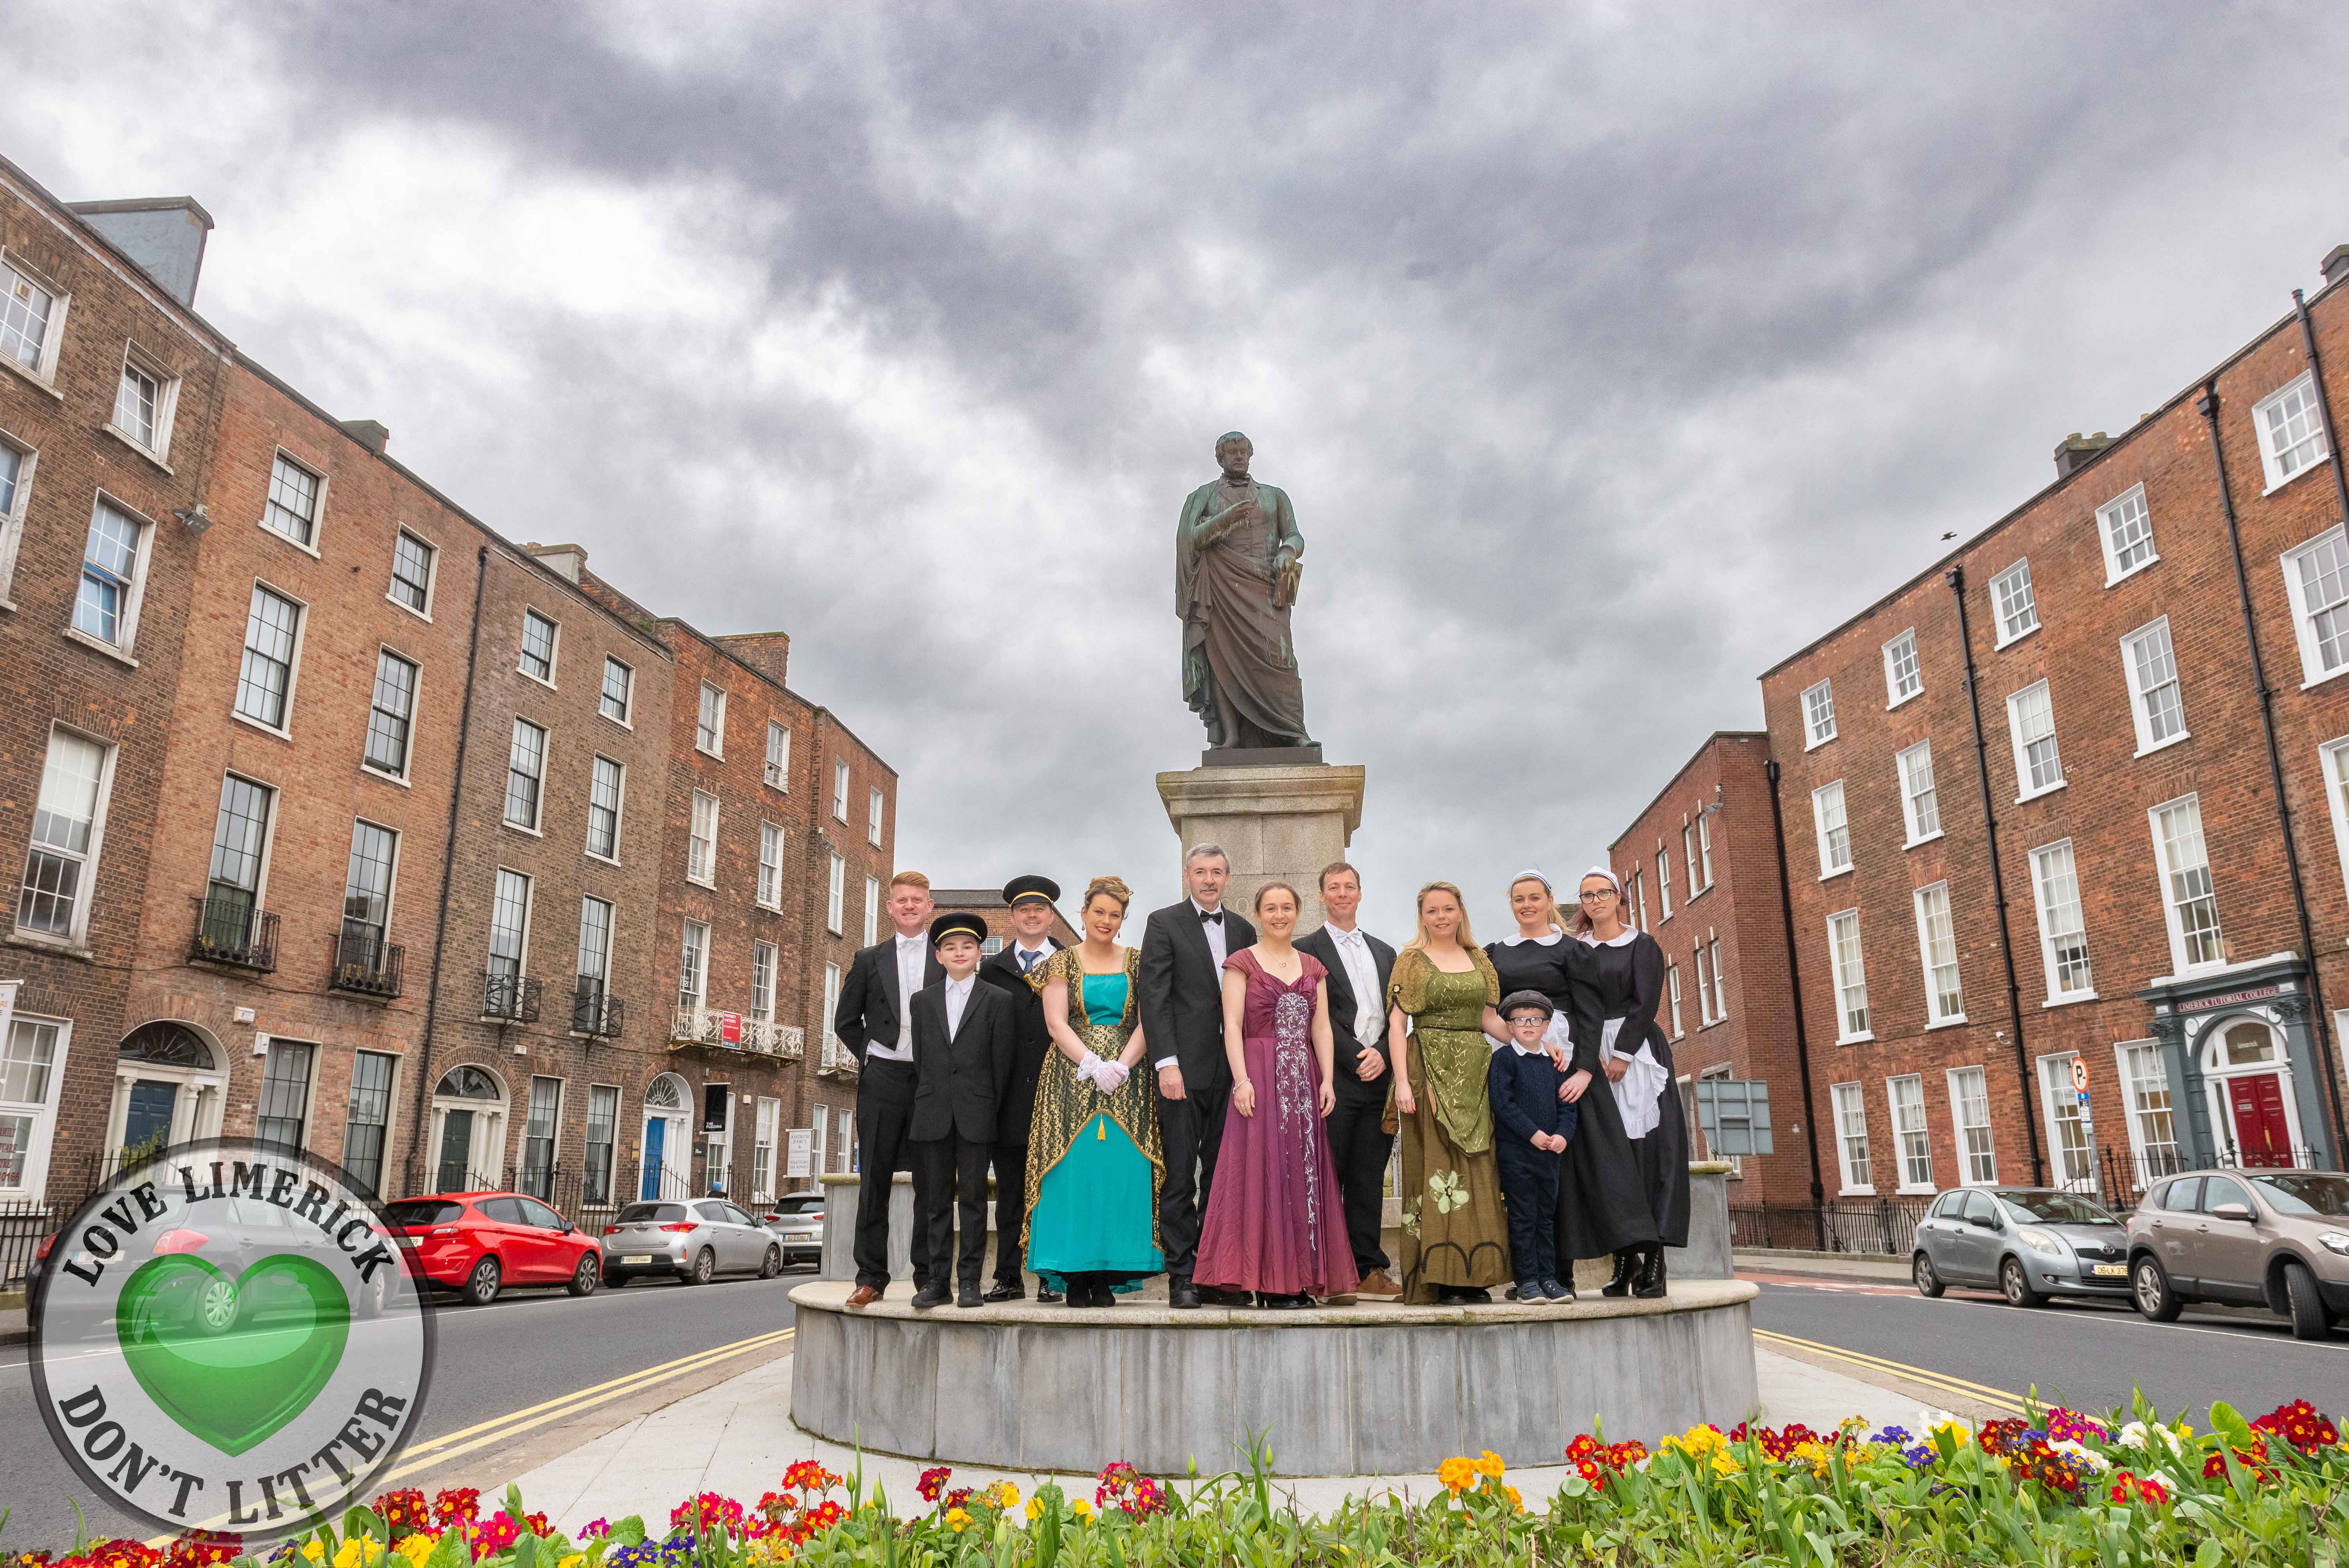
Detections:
0,153,232,357
1607,730,1768,853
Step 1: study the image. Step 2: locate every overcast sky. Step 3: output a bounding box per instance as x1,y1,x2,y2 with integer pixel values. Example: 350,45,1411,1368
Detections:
16,3,2349,938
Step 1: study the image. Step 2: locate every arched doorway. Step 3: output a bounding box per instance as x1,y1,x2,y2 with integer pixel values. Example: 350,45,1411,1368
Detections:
641,1073,692,1201
2200,1017,2303,1167
105,1023,227,1165
427,1064,508,1194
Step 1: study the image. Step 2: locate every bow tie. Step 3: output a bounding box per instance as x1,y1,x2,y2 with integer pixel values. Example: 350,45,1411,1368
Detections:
1197,909,1223,924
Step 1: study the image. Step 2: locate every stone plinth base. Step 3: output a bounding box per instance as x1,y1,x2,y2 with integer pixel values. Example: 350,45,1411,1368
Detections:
788,1278,1759,1476
1156,762,1366,928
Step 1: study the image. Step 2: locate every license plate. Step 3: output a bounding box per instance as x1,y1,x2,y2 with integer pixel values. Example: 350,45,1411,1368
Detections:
2092,1264,2126,1278
621,1254,653,1265
397,1237,418,1247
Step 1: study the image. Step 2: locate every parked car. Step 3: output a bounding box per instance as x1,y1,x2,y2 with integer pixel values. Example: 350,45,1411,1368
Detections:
759,1194,826,1269
601,1198,783,1285
2123,1168,2349,1339
41,1192,394,1334
1911,1187,2132,1306
383,1191,603,1305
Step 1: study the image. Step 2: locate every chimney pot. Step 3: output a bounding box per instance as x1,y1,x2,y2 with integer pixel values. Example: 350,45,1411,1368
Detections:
339,419,390,453
2053,430,2117,480
2324,244,2349,289
68,196,213,308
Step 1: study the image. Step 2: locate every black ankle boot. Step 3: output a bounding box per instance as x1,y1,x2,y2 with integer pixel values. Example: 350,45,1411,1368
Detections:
1633,1245,1667,1299
1601,1249,1638,1297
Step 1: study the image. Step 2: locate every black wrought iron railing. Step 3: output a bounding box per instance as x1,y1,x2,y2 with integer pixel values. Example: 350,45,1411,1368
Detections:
572,976,624,1039
483,973,542,1023
329,931,404,998
190,894,276,970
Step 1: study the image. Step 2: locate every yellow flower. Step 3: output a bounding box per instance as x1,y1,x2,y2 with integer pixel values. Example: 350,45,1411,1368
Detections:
1024,1499,1043,1522
1071,1499,1092,1520
1474,1450,1505,1479
558,1557,584,1568
943,1507,972,1533
1503,1485,1523,1513
985,1481,1020,1509
301,1543,324,1565
1437,1457,1476,1494
391,1537,437,1568
1674,1424,1726,1456
331,1540,385,1568
1710,1452,1743,1477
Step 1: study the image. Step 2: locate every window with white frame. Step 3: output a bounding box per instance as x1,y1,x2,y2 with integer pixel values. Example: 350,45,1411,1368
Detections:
2028,839,2093,1000
586,756,623,861
0,1009,66,1197
1827,909,1870,1040
1991,559,2039,645
254,1039,315,1152
1882,629,1922,706
1812,780,1852,876
16,729,110,940
821,962,841,1060
688,791,719,885
1697,811,1714,888
583,1084,620,1206
765,722,790,789
1631,868,1647,930
678,920,708,1010
520,1076,561,1198
832,758,850,821
339,821,397,957
1665,963,1684,1038
1682,824,1697,898
576,896,613,989
504,718,547,830
0,436,30,603
809,1103,829,1176
2096,483,2157,583
2151,794,2224,970
2121,617,2187,752
390,530,435,614
838,1107,855,1172
1831,1082,1873,1193
1707,935,1727,1020
109,347,179,461
519,610,558,683
2115,1040,2180,1179
1,255,63,380
1896,740,1940,844
263,453,321,546
2037,1053,2094,1187
364,649,417,778
2282,527,2349,686
826,853,845,934
2254,371,2330,491
2006,681,2063,798
1656,846,1673,916
697,683,726,755
1887,1074,1933,1191
753,1096,779,1201
599,657,632,723
752,942,777,1024
868,785,884,847
1801,679,1836,747
235,584,302,730
2323,738,2349,905
1948,1066,1996,1185
488,868,531,985
1914,881,1964,1024
863,875,880,946
1693,944,1714,1026
203,775,273,939
757,822,784,909
74,498,147,651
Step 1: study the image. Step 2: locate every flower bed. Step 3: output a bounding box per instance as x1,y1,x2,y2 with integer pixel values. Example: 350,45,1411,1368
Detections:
9,1398,2346,1567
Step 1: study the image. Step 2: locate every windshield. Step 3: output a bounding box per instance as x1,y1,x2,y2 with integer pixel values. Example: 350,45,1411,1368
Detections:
1998,1192,2119,1226
617,1202,687,1223
383,1200,463,1227
2249,1172,2349,1217
772,1197,823,1215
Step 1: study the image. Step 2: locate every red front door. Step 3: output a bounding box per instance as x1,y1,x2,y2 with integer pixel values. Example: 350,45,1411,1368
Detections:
2227,1074,2293,1166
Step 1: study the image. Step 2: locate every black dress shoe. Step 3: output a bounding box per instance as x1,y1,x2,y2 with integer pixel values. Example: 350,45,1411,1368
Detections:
1600,1249,1638,1298
1036,1287,1064,1304
1089,1282,1117,1307
981,1283,1024,1303
1168,1278,1202,1310
911,1283,950,1311
1633,1245,1668,1299
957,1285,983,1309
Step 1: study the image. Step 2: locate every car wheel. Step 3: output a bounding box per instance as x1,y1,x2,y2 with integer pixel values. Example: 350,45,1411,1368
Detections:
356,1269,387,1320
191,1275,241,1336
567,1252,601,1298
759,1244,782,1280
686,1247,715,1286
1912,1251,1945,1299
1999,1255,2043,1309
2132,1254,2182,1322
464,1255,502,1306
2282,1259,2333,1341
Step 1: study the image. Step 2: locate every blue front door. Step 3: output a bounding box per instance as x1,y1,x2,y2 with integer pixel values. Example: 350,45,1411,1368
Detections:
642,1117,667,1201
123,1080,177,1155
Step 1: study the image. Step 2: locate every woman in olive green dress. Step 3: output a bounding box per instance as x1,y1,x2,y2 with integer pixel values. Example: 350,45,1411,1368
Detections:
1387,880,1509,1304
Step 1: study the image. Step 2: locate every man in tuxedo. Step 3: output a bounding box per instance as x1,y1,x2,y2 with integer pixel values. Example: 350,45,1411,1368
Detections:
1137,843,1256,1309
907,913,1019,1310
832,870,945,1308
1295,860,1404,1301
978,875,1066,1303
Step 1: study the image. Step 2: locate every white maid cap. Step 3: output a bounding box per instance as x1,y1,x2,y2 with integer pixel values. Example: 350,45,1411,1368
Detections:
1509,867,1553,891
1576,864,1623,894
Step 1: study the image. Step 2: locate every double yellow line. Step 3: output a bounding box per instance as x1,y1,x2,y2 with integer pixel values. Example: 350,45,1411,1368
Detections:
1754,1329,2028,1417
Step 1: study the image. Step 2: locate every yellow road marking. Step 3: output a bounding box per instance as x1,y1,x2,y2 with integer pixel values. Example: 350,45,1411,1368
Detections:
1754,1329,2029,1416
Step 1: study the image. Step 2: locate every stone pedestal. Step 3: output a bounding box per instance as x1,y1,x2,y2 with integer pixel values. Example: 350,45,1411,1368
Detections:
1155,762,1365,928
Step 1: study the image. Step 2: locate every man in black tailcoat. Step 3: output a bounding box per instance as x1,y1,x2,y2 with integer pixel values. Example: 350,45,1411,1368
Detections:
1137,843,1256,1309
831,872,945,1308
978,875,1067,1303
907,912,1019,1310
1295,860,1403,1301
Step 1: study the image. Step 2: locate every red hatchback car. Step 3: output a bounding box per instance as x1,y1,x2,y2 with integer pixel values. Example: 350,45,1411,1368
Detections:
383,1191,601,1304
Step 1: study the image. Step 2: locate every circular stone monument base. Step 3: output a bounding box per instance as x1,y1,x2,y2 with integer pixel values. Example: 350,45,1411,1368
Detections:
788,1278,1760,1477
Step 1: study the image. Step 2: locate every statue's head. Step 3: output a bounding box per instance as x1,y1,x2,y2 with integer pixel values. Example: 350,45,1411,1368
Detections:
1215,431,1252,479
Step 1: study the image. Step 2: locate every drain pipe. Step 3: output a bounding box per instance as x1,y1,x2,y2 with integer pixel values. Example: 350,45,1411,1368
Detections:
1945,565,2046,1184
405,546,492,1194
1765,759,1829,1247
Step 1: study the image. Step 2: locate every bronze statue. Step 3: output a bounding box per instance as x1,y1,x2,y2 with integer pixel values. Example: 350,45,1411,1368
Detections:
1174,432,1314,753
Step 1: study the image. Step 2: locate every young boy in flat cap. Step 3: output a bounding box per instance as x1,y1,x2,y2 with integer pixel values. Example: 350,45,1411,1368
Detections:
1489,990,1578,1303
909,912,1019,1309
978,875,1066,1302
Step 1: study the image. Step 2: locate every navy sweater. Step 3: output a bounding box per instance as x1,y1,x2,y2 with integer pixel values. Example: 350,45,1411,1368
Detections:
1488,1044,1576,1147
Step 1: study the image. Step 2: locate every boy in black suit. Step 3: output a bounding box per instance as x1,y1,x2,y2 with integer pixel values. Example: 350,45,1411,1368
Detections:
1137,843,1256,1309
832,872,946,1308
1489,990,1578,1303
978,875,1065,1303
908,912,1018,1310
1295,861,1402,1301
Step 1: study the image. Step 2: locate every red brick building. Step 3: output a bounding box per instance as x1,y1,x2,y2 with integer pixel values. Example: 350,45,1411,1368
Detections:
1756,247,2349,1208
1608,732,1816,1205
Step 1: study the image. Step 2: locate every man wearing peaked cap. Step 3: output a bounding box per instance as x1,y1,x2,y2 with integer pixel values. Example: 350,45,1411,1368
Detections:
907,910,1019,1309
977,876,1067,1302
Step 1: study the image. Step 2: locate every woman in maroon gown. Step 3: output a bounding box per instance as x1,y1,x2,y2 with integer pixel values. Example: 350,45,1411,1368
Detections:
1195,882,1360,1308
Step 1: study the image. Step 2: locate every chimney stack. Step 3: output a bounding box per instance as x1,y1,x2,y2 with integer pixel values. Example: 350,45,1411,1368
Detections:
339,419,390,454
68,197,214,308
2324,245,2349,290
526,543,590,584
2053,431,2115,479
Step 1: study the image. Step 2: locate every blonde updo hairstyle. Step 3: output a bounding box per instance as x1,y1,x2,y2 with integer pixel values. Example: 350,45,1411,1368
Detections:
1082,875,1133,913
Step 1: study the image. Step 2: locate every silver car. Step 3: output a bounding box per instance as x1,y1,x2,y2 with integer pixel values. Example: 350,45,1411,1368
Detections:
1911,1187,2132,1306
601,1198,782,1285
757,1193,825,1270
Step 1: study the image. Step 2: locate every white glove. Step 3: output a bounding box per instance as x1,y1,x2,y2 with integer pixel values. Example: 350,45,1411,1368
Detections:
1097,1060,1130,1094
1073,1055,1102,1088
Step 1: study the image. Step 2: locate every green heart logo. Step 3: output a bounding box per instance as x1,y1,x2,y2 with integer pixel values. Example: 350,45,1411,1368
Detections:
116,1254,351,1456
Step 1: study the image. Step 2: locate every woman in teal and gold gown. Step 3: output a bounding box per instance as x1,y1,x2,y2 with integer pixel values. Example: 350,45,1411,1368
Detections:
1023,875,1164,1307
